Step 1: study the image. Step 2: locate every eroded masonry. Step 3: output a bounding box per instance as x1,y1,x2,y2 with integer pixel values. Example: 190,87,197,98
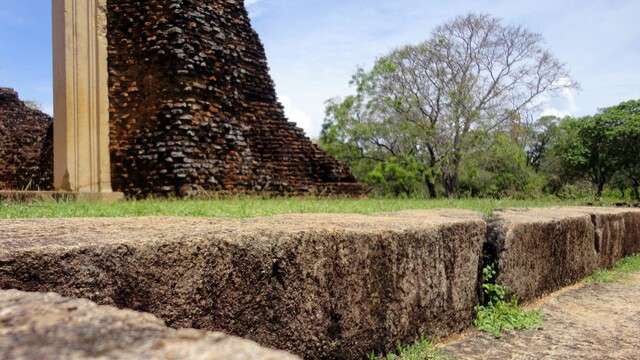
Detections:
0,0,364,196
0,88,53,191
107,0,363,196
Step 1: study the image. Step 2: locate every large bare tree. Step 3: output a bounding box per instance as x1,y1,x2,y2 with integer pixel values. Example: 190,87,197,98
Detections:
322,13,577,197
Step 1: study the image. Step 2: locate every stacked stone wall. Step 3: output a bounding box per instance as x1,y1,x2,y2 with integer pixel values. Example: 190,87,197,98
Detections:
107,0,363,197
0,88,53,191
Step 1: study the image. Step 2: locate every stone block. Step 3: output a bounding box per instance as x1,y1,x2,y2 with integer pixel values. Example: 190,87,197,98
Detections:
0,210,484,359
0,289,299,360
488,207,640,302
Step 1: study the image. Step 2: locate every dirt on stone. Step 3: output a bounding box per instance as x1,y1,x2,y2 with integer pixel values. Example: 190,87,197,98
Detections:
441,273,640,359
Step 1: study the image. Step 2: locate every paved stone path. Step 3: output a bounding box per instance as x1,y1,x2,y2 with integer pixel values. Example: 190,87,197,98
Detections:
441,273,640,360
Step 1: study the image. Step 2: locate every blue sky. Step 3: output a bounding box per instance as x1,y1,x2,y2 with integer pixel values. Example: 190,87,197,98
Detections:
1,0,639,138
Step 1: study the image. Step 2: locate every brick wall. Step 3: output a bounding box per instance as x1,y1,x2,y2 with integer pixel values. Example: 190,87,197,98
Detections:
1,0,363,196
0,88,53,191
107,0,364,196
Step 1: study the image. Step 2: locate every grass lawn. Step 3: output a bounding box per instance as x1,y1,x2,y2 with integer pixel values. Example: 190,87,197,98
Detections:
0,196,597,219
585,254,640,284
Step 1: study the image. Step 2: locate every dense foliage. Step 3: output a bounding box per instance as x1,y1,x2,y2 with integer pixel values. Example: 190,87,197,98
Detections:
320,14,639,200
554,100,640,199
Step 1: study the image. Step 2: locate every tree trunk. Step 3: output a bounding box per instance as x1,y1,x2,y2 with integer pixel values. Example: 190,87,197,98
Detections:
443,154,461,198
426,179,437,199
443,173,459,199
425,146,439,199
631,178,640,202
595,182,605,200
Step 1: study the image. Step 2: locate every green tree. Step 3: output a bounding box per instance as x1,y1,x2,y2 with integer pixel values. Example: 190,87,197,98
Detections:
601,100,640,200
556,100,640,200
558,116,617,199
523,116,563,170
460,133,534,198
321,13,576,198
366,156,426,197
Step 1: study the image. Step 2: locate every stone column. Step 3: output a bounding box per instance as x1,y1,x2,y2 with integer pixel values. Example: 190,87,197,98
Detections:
52,0,113,193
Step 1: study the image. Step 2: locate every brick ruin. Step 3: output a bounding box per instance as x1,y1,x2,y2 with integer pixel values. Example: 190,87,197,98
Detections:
107,0,363,196
0,0,363,197
0,88,53,191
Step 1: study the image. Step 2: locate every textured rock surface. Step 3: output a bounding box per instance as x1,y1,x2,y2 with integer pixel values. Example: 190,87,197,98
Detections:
442,273,640,359
0,289,299,360
0,210,485,359
0,88,53,191
489,207,640,302
107,0,363,197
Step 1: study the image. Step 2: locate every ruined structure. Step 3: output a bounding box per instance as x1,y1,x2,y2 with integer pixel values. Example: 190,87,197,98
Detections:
0,88,53,191
1,0,362,197
107,0,363,196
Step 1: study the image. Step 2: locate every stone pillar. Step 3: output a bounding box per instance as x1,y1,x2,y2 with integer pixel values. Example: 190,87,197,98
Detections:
52,0,113,193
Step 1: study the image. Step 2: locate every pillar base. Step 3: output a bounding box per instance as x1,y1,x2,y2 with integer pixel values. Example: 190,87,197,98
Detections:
0,191,124,203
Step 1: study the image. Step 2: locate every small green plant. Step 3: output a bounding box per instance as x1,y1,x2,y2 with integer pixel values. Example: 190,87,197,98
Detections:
20,180,33,191
366,337,453,360
474,264,543,338
479,265,506,305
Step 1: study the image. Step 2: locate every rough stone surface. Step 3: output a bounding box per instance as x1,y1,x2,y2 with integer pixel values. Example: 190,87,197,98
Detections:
488,207,640,302
0,289,299,359
107,0,363,197
0,88,53,191
441,272,640,359
0,210,485,359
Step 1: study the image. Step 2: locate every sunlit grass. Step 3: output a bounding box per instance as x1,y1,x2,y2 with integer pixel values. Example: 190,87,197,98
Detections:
585,254,640,284
0,196,591,219
367,337,453,360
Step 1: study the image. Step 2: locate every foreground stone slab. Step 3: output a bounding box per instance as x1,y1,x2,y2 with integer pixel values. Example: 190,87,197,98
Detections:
489,207,640,302
0,210,485,359
0,289,299,359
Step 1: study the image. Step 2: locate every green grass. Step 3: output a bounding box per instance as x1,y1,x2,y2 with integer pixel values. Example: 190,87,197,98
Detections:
585,254,640,284
367,337,453,360
0,197,589,219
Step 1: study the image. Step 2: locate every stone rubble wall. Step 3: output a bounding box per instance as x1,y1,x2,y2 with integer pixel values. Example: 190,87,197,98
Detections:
107,0,364,197
0,88,53,191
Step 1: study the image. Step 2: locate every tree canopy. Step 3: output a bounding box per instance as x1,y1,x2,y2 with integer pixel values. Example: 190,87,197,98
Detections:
556,100,640,199
321,13,577,198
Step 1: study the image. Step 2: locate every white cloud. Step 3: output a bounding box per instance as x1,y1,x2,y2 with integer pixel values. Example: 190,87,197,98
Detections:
531,78,579,118
541,86,579,118
244,0,261,5
279,95,315,137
